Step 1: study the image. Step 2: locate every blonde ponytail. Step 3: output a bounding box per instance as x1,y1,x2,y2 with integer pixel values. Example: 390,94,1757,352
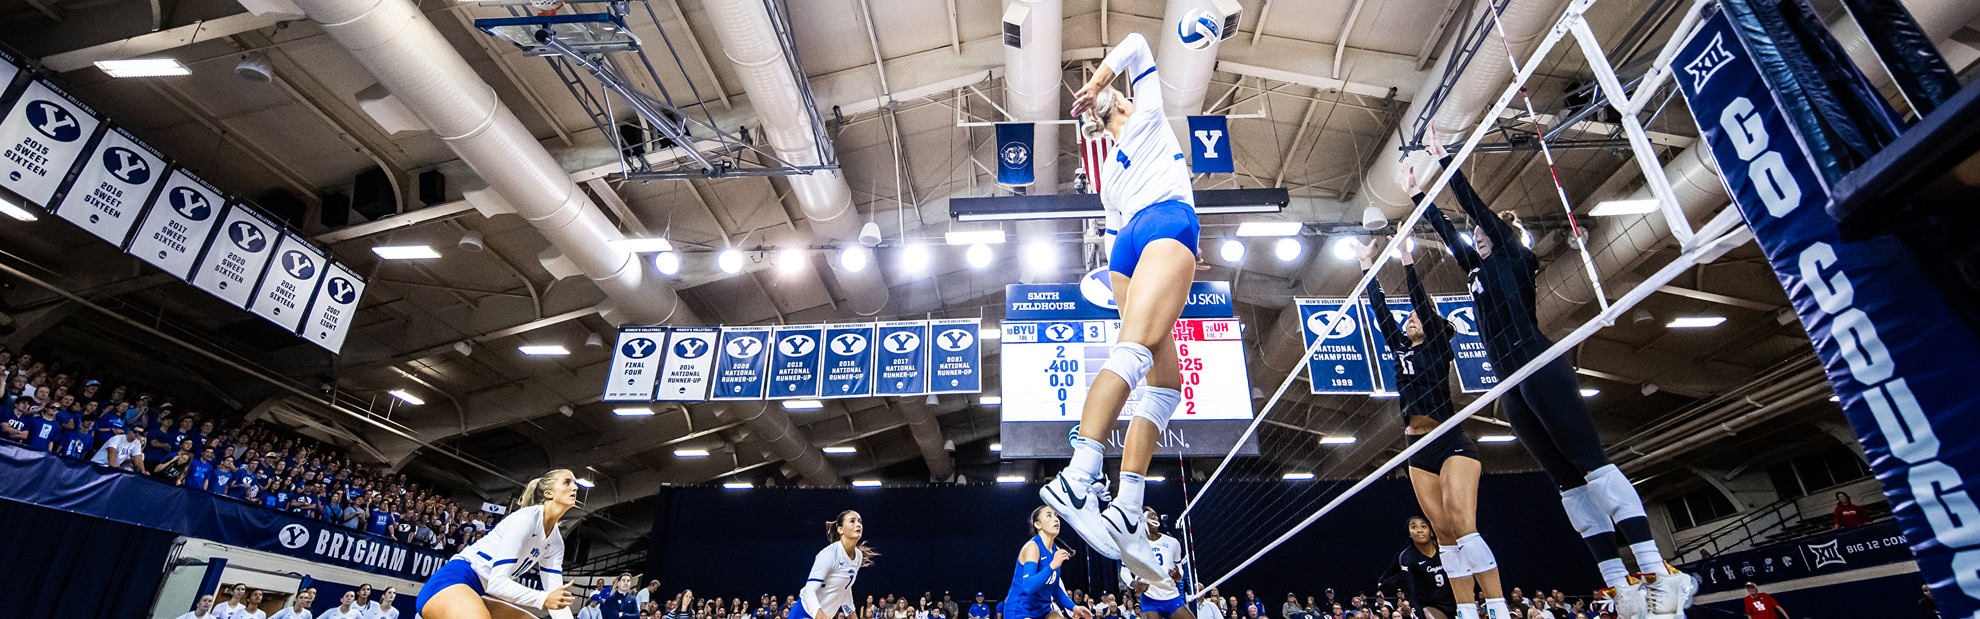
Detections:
1081,88,1119,142
517,468,571,510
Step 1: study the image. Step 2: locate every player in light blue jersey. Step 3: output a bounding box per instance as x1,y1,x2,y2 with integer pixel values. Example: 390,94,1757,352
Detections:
1119,507,1192,619
792,510,875,619
414,469,579,619
1043,31,1198,592
1003,506,1093,619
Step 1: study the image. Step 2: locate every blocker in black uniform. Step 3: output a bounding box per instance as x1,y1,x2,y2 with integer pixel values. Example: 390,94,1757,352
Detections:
1378,517,1457,619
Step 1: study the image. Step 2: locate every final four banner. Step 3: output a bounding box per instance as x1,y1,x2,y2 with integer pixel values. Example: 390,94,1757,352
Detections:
51,126,167,246
604,327,668,401
711,328,771,400
300,262,366,354
768,326,824,400
821,323,876,399
1674,10,1980,618
1186,115,1232,173
995,122,1034,187
927,318,982,394
1434,295,1495,393
1297,298,1378,395
655,327,719,401
127,169,225,279
875,321,930,396
191,203,281,309
250,234,326,332
0,80,102,207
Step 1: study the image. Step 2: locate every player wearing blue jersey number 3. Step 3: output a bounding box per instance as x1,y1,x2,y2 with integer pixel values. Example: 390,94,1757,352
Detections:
1042,31,1197,592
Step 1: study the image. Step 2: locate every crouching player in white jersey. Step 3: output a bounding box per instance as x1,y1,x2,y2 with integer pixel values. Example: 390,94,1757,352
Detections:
415,469,579,619
1042,30,1200,596
1119,508,1192,619
793,510,875,619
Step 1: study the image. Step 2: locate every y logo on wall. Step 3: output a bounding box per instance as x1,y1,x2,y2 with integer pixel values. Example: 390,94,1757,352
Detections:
192,204,280,308
604,327,669,401
52,128,167,246
656,327,720,401
300,262,367,354
279,524,311,549
769,327,825,399
128,169,226,279
0,81,101,206
929,318,983,394
876,321,930,396
250,234,327,332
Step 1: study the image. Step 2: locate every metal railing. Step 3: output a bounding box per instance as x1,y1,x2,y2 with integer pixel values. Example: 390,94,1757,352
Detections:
1673,498,1801,563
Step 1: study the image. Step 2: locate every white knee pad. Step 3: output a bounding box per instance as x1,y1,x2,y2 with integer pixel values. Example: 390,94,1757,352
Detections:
1585,465,1648,522
1100,342,1154,388
1439,544,1472,578
1133,387,1182,433
1561,485,1614,538
1458,533,1498,573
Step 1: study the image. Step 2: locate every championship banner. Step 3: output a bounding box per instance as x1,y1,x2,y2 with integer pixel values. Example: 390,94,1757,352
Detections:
0,50,19,96
1674,11,1980,618
603,327,668,401
0,80,102,207
821,324,875,399
1364,298,1411,397
767,326,824,400
995,122,1034,187
299,262,366,354
875,321,930,396
128,169,225,279
191,203,281,308
249,234,326,332
654,327,719,401
1297,298,1378,395
710,328,771,400
1186,115,1232,173
1434,295,1495,393
51,127,167,246
927,318,982,394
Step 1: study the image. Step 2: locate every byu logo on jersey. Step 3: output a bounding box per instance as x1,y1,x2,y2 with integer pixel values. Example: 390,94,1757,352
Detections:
25,100,82,142
279,524,311,548
1176,9,1221,51
780,334,817,357
103,147,150,184
726,336,763,358
883,331,920,354
1446,306,1479,336
1307,309,1357,340
326,277,357,304
674,337,710,359
831,332,867,355
1684,33,1735,91
622,337,658,359
170,187,214,221
936,328,974,352
229,221,269,252
281,251,316,280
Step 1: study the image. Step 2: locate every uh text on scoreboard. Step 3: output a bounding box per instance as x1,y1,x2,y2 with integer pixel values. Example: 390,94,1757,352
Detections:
998,274,1259,458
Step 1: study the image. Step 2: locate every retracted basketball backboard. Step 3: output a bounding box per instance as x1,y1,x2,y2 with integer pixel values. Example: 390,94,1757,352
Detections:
475,13,640,56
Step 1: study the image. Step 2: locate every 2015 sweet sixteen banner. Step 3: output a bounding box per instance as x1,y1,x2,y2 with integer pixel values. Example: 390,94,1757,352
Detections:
602,319,984,402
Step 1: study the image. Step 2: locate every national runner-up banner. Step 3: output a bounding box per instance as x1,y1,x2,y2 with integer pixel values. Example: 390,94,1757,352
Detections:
0,80,102,207
711,328,771,400
191,203,281,308
928,318,982,394
821,323,875,398
51,127,167,246
1187,115,1232,173
655,327,718,401
1298,298,1378,395
604,327,668,401
299,262,365,354
875,321,930,396
995,122,1034,187
249,233,326,332
767,326,824,400
128,169,225,279
1434,295,1495,393
1674,10,1980,618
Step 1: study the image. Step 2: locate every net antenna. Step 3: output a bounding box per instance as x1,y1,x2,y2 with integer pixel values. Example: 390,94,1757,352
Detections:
1180,0,1754,598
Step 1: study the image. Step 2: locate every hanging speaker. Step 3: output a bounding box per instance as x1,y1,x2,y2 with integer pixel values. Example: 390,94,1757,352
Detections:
319,192,351,228
351,167,393,221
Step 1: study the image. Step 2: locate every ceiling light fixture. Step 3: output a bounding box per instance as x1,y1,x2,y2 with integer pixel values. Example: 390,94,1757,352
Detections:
1023,242,1058,271
718,249,744,274
1666,316,1727,328
1283,472,1317,481
654,251,680,275
842,246,870,273
851,479,882,488
674,448,710,457
1318,435,1357,445
1219,239,1245,262
613,407,655,416
388,390,424,406
1274,238,1302,261
996,475,1026,484
980,396,1002,406
609,237,675,253
1478,435,1517,443
95,58,191,78
1330,237,1358,262
779,248,807,274
517,345,570,356
373,245,441,260
723,481,754,489
822,446,857,454
1144,475,1166,482
979,327,1002,341
966,244,993,269
1235,221,1303,237
0,197,38,222
1580,388,1601,397
946,229,1007,245
575,478,595,488
782,399,824,410
989,443,1002,452
900,243,930,273
1588,199,1661,217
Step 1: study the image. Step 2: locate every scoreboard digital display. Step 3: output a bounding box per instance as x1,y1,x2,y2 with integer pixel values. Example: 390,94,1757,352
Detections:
999,275,1259,458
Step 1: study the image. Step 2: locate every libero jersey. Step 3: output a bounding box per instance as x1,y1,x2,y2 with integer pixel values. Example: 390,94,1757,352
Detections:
1097,33,1196,235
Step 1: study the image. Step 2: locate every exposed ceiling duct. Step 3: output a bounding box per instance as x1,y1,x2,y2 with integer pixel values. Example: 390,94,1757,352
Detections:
703,0,890,316
1153,0,1238,120
288,0,694,326
723,401,842,486
1004,0,1065,283
899,397,957,481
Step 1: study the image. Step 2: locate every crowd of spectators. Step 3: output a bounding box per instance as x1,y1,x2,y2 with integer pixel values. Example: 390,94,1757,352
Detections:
0,346,493,554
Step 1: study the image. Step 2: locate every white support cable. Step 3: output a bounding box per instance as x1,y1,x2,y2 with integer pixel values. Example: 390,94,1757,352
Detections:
1187,208,1751,600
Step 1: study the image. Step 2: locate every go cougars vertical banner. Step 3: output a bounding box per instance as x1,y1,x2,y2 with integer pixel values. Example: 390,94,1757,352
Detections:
767,326,824,400
250,234,326,332
128,169,225,279
0,80,102,206
604,327,668,401
1298,298,1377,395
1674,10,1980,617
875,321,930,396
711,328,771,400
1435,295,1496,393
928,318,982,394
191,203,281,308
821,323,876,399
300,262,366,354
655,327,719,401
51,127,167,246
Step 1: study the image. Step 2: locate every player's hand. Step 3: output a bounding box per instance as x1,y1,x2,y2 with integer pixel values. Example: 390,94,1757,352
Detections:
1356,237,1381,270
1169,567,1183,582
1072,606,1095,619
1423,128,1449,159
547,583,576,611
1072,82,1105,118
1197,255,1212,271
1130,580,1150,594
1050,548,1073,569
1397,232,1415,266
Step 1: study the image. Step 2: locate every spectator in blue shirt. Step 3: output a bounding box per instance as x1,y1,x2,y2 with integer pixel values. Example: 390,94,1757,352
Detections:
185,446,218,491
91,409,124,447
212,456,236,494
367,504,396,538
26,402,63,452
58,417,95,458
3,399,33,444
231,462,260,499
969,595,991,619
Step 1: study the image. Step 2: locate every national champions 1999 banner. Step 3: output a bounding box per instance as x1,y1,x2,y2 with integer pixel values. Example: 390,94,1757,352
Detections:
1674,9,1980,617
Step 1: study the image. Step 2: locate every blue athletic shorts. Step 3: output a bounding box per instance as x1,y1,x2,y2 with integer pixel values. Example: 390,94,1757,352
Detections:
416,559,486,614
1110,200,1201,278
1002,599,1054,619
1140,594,1188,618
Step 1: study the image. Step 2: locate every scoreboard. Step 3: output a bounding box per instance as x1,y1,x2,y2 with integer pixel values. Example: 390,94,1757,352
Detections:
999,275,1259,458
